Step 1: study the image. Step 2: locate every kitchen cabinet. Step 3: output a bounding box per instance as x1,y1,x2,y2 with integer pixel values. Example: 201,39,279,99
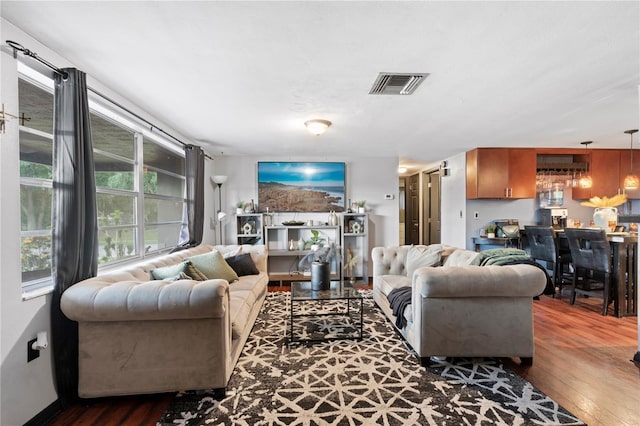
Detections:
572,150,622,200
466,148,536,199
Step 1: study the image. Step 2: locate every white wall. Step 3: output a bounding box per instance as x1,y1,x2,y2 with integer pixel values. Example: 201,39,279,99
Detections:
0,19,191,425
202,155,400,258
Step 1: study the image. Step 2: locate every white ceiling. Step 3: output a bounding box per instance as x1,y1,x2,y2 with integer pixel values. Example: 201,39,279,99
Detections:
2,1,639,169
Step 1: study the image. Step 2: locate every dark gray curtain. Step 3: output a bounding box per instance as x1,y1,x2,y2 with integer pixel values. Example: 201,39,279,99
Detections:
174,144,205,251
50,68,98,406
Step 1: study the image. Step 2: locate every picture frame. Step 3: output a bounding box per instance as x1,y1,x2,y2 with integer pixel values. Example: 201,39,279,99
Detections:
257,162,345,212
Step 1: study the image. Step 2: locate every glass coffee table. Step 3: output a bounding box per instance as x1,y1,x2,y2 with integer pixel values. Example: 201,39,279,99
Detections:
287,281,364,344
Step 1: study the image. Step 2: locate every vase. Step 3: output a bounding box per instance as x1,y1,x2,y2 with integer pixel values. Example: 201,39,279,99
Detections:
311,261,331,291
593,207,617,230
487,232,495,238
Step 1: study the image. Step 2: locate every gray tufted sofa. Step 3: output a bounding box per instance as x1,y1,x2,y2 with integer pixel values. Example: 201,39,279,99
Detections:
61,244,268,398
372,244,546,365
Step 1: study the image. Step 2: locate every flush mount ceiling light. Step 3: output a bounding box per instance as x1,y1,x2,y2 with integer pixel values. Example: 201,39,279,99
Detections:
304,119,332,136
623,129,639,190
398,166,407,174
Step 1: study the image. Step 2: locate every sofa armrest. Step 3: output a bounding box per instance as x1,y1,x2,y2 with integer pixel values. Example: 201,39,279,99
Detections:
413,264,546,298
61,278,229,322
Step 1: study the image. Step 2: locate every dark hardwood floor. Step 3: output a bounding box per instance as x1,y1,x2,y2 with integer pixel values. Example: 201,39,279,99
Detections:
49,290,639,426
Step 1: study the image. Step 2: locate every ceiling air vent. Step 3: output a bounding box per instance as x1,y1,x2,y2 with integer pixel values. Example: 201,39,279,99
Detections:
369,73,429,95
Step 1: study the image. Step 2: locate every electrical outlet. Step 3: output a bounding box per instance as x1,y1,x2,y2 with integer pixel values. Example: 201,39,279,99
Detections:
384,194,394,200
27,338,39,362
474,211,480,219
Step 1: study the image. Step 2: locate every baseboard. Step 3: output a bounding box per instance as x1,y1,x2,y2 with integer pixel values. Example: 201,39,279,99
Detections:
24,399,63,426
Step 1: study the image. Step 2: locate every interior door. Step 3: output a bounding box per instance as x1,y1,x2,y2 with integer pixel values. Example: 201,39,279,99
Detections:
423,169,441,244
406,173,420,245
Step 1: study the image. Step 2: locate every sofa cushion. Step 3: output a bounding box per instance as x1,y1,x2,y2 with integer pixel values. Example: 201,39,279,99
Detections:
225,253,259,277
184,262,208,280
442,249,480,267
378,275,411,297
187,250,239,282
406,245,443,278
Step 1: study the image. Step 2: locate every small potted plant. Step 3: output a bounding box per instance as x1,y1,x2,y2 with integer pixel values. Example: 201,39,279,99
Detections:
298,242,341,291
235,201,245,215
486,224,497,238
357,200,366,213
305,229,326,251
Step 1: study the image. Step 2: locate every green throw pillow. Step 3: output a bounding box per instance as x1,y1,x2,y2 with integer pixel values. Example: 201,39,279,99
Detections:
185,261,208,281
187,250,239,283
151,262,189,280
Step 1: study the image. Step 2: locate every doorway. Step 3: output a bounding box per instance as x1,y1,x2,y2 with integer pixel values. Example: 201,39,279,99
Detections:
422,168,441,245
405,173,420,245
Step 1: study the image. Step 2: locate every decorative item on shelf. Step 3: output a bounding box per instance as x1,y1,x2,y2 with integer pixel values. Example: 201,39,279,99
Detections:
328,210,339,226
578,141,593,189
351,221,362,234
347,198,353,213
623,129,639,190
297,238,305,251
356,200,366,213
580,193,627,230
298,243,341,291
263,207,273,226
485,224,497,239
306,229,325,251
242,222,254,235
289,239,296,251
344,246,359,285
235,201,245,215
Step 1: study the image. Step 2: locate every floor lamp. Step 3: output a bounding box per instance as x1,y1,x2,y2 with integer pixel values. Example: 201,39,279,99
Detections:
212,175,228,245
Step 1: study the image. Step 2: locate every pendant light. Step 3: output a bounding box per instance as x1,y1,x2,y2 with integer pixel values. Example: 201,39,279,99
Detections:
623,129,639,190
578,141,593,189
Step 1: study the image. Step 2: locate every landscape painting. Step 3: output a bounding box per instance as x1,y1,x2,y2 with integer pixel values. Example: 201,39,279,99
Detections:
257,162,345,212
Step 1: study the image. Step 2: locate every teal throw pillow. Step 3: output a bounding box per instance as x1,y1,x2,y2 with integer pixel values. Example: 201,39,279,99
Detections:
187,250,239,283
151,262,189,280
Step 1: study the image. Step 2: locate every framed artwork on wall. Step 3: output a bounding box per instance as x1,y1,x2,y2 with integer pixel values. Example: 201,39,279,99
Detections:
257,162,346,212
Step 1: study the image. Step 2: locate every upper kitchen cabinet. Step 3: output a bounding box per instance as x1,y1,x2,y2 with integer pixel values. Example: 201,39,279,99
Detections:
466,148,536,199
572,150,621,200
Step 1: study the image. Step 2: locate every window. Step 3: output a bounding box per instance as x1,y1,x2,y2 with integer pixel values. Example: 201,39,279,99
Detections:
19,78,54,289
18,70,186,294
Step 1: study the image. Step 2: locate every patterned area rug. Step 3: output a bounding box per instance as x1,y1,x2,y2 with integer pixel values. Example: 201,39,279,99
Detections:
158,291,584,425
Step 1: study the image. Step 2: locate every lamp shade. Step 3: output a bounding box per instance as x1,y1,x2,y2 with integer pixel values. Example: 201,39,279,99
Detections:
212,175,228,185
579,175,592,189
304,119,331,136
624,174,640,190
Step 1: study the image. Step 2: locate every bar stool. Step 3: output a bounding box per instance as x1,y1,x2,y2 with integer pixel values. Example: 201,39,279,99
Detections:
563,228,615,316
524,226,572,296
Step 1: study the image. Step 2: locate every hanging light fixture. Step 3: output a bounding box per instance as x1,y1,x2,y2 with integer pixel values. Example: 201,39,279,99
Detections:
304,119,332,136
623,129,639,190
578,141,593,189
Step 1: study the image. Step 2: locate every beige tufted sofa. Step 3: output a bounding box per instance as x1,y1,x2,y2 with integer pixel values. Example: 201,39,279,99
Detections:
372,245,546,365
61,244,268,398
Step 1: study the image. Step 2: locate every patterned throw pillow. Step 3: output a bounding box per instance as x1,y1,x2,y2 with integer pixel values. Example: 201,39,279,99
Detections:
186,250,239,282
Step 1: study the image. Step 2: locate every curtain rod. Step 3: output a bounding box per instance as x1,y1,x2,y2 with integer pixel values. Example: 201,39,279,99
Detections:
6,40,212,160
